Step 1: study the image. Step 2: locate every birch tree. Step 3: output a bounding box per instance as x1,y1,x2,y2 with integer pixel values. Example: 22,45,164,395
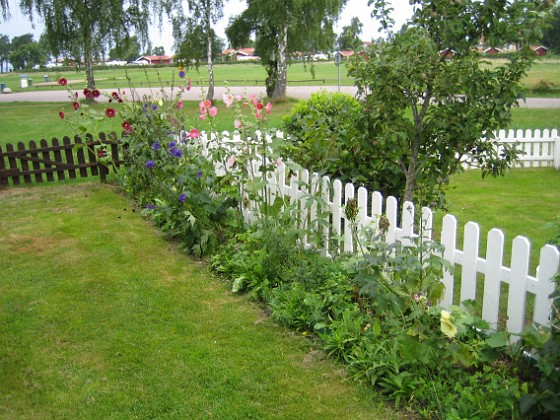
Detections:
226,0,347,100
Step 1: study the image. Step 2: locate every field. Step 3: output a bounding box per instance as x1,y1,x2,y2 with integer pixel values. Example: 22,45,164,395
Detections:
1,58,560,93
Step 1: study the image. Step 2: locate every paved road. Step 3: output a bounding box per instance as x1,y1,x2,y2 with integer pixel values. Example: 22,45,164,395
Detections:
1,85,560,108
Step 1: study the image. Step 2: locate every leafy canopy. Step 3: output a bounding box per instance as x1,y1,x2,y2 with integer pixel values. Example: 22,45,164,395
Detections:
347,0,553,205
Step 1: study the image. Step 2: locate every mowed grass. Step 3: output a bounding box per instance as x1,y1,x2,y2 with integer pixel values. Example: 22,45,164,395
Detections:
0,182,394,419
435,168,560,271
0,100,558,147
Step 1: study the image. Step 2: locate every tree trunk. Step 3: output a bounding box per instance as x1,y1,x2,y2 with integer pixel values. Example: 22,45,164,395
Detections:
205,0,214,101
272,24,288,100
403,137,419,203
84,34,96,92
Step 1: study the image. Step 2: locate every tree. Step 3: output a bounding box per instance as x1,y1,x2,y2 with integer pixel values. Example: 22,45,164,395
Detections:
152,45,165,56
109,35,142,62
169,0,224,101
336,17,363,51
20,0,156,91
8,33,47,69
542,1,560,53
0,34,11,73
346,0,553,205
226,0,347,100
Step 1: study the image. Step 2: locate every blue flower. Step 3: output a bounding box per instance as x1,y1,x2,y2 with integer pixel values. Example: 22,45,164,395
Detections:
171,149,183,158
179,193,187,203
152,104,158,111
145,160,155,168
197,170,203,178
145,204,157,210
168,141,176,148
153,143,160,151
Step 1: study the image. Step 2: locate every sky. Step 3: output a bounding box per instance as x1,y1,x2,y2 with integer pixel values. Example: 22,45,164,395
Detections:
0,0,414,55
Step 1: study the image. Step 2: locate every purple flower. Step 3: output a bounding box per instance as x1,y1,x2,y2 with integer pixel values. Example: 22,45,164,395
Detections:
152,104,158,111
168,141,176,148
145,204,157,210
197,170,203,178
145,160,155,168
179,193,187,203
171,149,183,158
153,143,160,151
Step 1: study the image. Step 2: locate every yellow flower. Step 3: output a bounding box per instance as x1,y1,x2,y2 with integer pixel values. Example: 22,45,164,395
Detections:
440,309,457,338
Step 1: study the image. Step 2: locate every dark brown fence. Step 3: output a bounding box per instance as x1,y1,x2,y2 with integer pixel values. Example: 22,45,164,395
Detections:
0,132,123,189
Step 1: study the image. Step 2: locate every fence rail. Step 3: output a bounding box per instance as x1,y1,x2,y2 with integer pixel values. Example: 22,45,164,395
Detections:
0,132,123,188
493,128,559,169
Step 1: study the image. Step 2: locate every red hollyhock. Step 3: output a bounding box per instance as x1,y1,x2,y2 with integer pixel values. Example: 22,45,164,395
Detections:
72,102,80,110
58,78,68,86
92,89,101,99
59,111,65,119
122,120,133,134
105,108,116,118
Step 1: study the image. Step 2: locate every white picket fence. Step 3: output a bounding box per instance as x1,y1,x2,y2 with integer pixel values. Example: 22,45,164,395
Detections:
202,129,560,336
488,129,559,169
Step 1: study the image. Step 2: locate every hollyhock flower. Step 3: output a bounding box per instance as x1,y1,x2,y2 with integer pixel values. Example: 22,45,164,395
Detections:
226,155,235,168
234,119,243,129
222,93,234,108
198,101,206,113
256,109,263,120
112,91,119,99
257,102,264,110
72,102,80,110
203,99,212,108
209,106,218,117
92,89,101,98
179,193,187,203
199,114,207,121
58,77,68,86
59,111,65,119
105,108,116,118
145,160,155,168
266,102,272,115
177,101,184,109
249,94,258,106
122,120,133,134
186,78,192,91
235,95,242,101
189,128,200,139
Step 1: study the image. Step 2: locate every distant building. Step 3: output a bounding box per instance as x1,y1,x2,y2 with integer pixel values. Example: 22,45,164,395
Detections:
483,47,503,55
222,48,260,62
532,46,548,56
134,55,174,65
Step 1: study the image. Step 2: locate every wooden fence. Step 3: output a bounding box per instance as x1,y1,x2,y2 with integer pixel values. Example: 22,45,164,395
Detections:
206,130,560,338
0,132,123,189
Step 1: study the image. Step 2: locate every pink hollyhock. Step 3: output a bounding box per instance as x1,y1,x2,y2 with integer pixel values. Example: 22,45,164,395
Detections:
177,101,184,109
209,106,218,117
187,78,192,91
249,94,258,106
203,99,212,108
189,128,200,139
234,119,243,129
222,93,234,108
199,114,207,120
226,155,236,168
266,102,272,115
199,101,206,113
256,109,263,120
105,108,116,118
58,78,68,86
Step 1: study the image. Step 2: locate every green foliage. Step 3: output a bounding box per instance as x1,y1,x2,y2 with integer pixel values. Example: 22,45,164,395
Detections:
347,0,553,205
282,91,377,188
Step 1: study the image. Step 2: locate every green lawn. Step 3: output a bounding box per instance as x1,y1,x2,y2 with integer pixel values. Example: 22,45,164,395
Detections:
0,100,558,147
0,182,394,419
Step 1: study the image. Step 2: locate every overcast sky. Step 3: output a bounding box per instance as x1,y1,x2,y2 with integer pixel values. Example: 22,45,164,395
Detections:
0,0,414,54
